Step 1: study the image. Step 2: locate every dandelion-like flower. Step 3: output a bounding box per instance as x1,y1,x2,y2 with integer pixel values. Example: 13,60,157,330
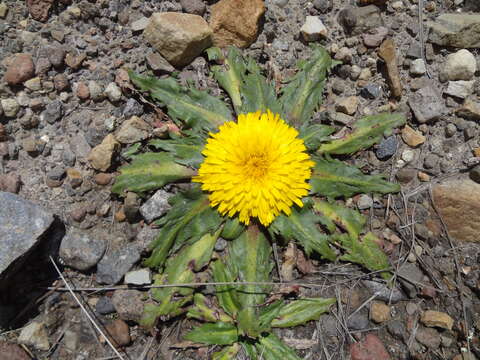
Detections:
193,110,314,226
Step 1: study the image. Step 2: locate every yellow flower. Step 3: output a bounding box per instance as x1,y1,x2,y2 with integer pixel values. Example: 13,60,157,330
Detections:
193,110,314,226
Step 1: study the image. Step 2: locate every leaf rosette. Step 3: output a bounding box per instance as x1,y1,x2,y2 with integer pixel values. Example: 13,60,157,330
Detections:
112,46,405,358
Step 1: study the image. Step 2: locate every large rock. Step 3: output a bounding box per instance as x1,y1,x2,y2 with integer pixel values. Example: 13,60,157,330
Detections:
443,49,477,81
209,0,265,48
144,12,212,67
0,192,54,286
432,179,480,243
59,229,106,271
428,14,480,48
408,86,445,123
338,5,383,35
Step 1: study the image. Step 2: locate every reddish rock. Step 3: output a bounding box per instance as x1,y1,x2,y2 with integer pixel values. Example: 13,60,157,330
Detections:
94,173,113,185
350,334,391,360
26,0,54,22
53,73,69,91
4,53,35,86
0,341,31,360
378,39,403,98
104,319,131,347
210,0,265,48
70,206,86,222
76,81,90,100
0,173,21,193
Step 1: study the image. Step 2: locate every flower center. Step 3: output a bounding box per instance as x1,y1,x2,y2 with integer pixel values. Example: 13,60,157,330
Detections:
243,153,269,179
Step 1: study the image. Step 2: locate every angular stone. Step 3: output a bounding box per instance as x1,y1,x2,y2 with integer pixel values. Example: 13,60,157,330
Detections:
124,268,152,286
26,0,54,22
420,310,454,330
444,80,475,99
210,0,265,48
300,16,327,42
115,116,151,144
350,334,391,360
18,322,50,351
87,134,120,171
180,0,206,15
408,86,445,123
401,125,425,147
410,59,426,76
139,189,172,223
104,82,122,103
362,26,388,48
59,229,106,271
0,193,54,285
378,39,402,98
96,244,140,285
1,99,20,118
456,99,480,121
335,96,359,115
145,52,175,73
428,14,480,48
416,327,441,349
4,53,35,86
370,301,391,323
339,5,383,35
432,179,480,243
111,289,144,323
443,49,477,81
144,12,212,67
0,341,30,360
131,16,149,32
0,173,21,194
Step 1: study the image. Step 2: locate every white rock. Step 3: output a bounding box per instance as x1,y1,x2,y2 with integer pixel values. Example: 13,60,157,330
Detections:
125,268,152,285
444,80,475,99
88,81,104,102
300,16,327,42
402,149,415,163
443,49,477,81
1,98,20,117
18,322,50,351
410,59,426,76
357,194,373,210
104,82,122,102
139,189,172,223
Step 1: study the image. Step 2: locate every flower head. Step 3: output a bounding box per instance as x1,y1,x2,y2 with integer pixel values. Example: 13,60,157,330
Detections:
193,110,314,226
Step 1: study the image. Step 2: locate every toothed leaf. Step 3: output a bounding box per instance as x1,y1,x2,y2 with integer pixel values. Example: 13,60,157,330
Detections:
129,71,232,131
149,132,204,168
212,343,241,360
255,333,302,360
310,156,400,198
211,260,241,317
299,123,336,151
184,322,238,345
112,152,195,195
271,298,336,328
317,112,406,154
187,293,233,323
279,45,339,125
313,200,366,238
270,204,336,261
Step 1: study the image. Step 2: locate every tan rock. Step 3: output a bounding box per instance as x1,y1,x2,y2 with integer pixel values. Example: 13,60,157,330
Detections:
103,319,130,347
87,134,119,172
210,0,265,48
401,125,426,147
115,116,151,144
144,12,212,67
420,310,454,330
473,148,480,157
336,96,359,115
370,301,391,323
456,99,480,121
432,179,480,243
418,171,430,182
378,38,403,98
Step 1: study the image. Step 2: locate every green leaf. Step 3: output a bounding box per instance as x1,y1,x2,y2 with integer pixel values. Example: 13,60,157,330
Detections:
121,142,142,160
334,232,391,279
299,123,336,151
227,226,273,337
212,343,241,360
313,200,366,238
271,297,336,328
207,47,246,114
144,191,214,268
258,300,284,330
256,333,302,360
211,260,241,317
184,322,238,345
310,156,401,198
317,112,406,154
270,204,336,261
149,132,204,168
241,341,259,360
208,46,282,116
142,230,219,326
112,152,195,195
187,293,233,323
221,217,245,240
129,71,233,131
279,45,339,126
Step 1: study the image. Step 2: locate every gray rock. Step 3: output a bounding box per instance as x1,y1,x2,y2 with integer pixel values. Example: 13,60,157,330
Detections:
318,314,338,336
18,321,50,351
96,296,116,315
300,16,327,42
376,136,397,160
363,280,407,303
115,116,151,144
410,59,427,76
59,229,106,271
444,80,475,99
41,100,64,124
428,14,480,48
397,262,424,298
135,226,157,254
124,268,152,285
338,5,383,35
180,0,206,15
131,17,149,32
122,98,143,118
62,149,76,167
470,165,480,184
347,311,369,330
96,244,140,285
387,320,406,341
139,189,172,223
408,86,445,123
313,0,332,12
47,166,65,181
111,289,144,323
0,192,54,285
424,154,439,169
360,83,382,99
357,194,373,210
416,327,441,349
146,52,175,73
272,0,289,7
88,81,104,102
124,192,140,223
406,42,422,59
443,49,477,81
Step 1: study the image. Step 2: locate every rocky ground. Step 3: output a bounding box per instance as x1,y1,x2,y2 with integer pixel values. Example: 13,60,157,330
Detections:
1,0,480,359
